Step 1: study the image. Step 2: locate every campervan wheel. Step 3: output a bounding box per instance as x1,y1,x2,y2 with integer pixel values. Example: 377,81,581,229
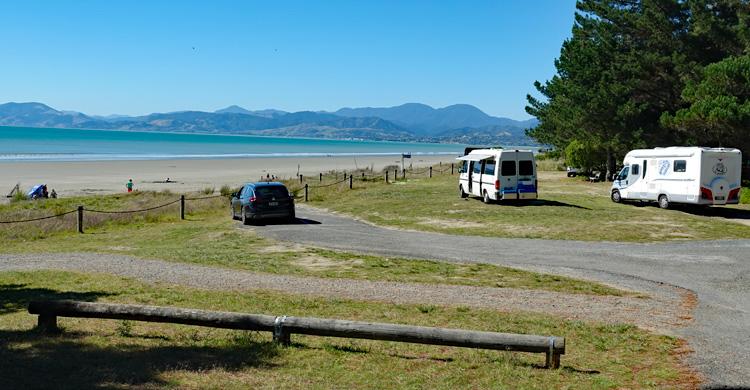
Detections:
611,190,621,203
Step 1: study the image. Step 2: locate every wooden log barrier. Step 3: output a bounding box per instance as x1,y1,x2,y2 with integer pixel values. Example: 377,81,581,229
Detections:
28,300,565,368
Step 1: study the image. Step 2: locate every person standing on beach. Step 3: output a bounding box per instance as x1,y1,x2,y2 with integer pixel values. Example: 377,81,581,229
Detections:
126,179,134,193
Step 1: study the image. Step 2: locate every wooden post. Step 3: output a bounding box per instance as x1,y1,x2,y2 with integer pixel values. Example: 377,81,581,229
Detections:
361,172,365,179
349,175,353,189
77,205,84,234
299,174,303,184
273,316,291,345
429,166,433,178
319,173,323,182
304,184,308,202
385,171,389,183
402,169,406,180
180,195,185,220
451,163,454,175
344,172,347,181
37,314,58,334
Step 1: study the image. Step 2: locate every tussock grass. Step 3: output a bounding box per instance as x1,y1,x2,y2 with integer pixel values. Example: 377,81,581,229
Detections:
0,271,697,389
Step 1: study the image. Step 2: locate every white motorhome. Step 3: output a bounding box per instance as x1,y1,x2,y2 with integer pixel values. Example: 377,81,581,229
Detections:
457,148,537,203
611,146,742,209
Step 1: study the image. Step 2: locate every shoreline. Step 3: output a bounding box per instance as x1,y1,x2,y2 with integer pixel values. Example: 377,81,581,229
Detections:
0,155,456,199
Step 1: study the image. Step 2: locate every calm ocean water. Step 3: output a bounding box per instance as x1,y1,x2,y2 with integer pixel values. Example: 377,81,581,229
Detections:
0,126,466,162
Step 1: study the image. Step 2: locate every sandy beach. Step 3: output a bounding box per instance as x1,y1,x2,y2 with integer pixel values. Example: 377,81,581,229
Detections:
0,155,456,199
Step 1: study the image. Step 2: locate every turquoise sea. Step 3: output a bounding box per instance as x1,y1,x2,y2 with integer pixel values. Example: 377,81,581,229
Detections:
0,126,465,162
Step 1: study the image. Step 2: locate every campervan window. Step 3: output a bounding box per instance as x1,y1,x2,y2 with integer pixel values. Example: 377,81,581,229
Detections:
632,164,640,176
519,160,533,176
472,161,482,174
501,160,516,176
483,160,496,175
674,160,686,172
458,161,467,173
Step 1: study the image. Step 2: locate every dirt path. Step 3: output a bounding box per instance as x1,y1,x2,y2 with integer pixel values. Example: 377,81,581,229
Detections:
0,252,689,332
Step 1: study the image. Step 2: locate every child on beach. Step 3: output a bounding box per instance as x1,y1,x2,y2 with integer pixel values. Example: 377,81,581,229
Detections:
126,179,134,193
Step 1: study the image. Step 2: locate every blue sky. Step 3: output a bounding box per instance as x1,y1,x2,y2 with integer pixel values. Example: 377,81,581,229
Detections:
0,1,577,119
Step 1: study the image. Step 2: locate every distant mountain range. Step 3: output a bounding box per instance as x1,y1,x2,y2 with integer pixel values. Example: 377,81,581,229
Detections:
0,101,538,145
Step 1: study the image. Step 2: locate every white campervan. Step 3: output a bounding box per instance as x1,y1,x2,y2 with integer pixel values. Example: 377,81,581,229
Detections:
611,146,742,209
457,148,537,203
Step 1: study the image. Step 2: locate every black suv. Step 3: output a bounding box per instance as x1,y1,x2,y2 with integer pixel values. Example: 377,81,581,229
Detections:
231,182,295,224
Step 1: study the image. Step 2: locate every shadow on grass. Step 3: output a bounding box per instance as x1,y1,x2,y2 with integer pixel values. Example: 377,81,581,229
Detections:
0,329,280,389
0,284,280,389
495,199,591,210
677,205,750,221
0,283,113,315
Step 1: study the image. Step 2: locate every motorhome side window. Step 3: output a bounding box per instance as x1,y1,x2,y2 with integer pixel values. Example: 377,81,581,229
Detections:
519,160,533,176
483,160,495,175
459,161,467,173
631,164,640,176
674,160,686,172
472,161,482,174
501,160,516,176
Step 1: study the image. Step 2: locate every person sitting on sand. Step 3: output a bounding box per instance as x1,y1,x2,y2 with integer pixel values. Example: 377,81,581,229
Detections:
50,189,57,199
126,179,134,193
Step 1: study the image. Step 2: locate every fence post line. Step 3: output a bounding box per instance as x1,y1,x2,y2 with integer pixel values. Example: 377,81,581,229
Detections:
429,166,433,178
349,175,353,189
304,184,308,202
180,195,185,220
77,206,84,234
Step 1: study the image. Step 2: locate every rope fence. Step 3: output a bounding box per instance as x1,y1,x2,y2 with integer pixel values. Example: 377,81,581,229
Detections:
87,199,181,214
0,209,78,224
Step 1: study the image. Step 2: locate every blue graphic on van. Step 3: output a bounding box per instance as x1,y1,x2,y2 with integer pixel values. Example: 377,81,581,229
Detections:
658,160,671,176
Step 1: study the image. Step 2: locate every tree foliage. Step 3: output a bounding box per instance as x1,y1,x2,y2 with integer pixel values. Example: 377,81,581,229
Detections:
527,0,750,175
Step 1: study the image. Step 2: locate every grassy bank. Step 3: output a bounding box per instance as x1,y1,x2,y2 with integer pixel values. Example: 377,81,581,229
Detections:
293,169,750,242
0,271,696,389
0,205,623,296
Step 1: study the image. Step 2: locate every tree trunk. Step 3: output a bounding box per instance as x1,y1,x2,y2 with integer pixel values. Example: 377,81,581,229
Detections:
606,148,614,182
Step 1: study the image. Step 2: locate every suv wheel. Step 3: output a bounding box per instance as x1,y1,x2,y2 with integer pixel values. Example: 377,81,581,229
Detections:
241,208,251,225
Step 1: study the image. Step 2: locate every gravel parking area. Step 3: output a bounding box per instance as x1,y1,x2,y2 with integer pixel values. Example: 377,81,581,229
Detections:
0,252,689,332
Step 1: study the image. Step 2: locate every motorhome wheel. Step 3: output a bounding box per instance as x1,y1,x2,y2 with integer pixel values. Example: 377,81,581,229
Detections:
658,195,670,209
459,185,467,198
611,190,621,203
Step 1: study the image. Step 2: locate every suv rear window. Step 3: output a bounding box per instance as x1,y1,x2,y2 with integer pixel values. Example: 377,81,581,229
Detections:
501,160,516,176
255,186,289,198
519,160,534,176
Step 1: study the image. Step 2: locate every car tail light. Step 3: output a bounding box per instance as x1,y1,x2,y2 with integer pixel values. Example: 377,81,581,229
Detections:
700,187,713,200
249,196,259,203
495,180,500,190
728,188,741,201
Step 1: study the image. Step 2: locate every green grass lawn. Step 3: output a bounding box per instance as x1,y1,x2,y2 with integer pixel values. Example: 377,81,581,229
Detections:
0,271,696,389
294,168,750,242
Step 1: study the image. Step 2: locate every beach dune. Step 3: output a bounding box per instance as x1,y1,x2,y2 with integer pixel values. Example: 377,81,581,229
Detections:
0,155,455,199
